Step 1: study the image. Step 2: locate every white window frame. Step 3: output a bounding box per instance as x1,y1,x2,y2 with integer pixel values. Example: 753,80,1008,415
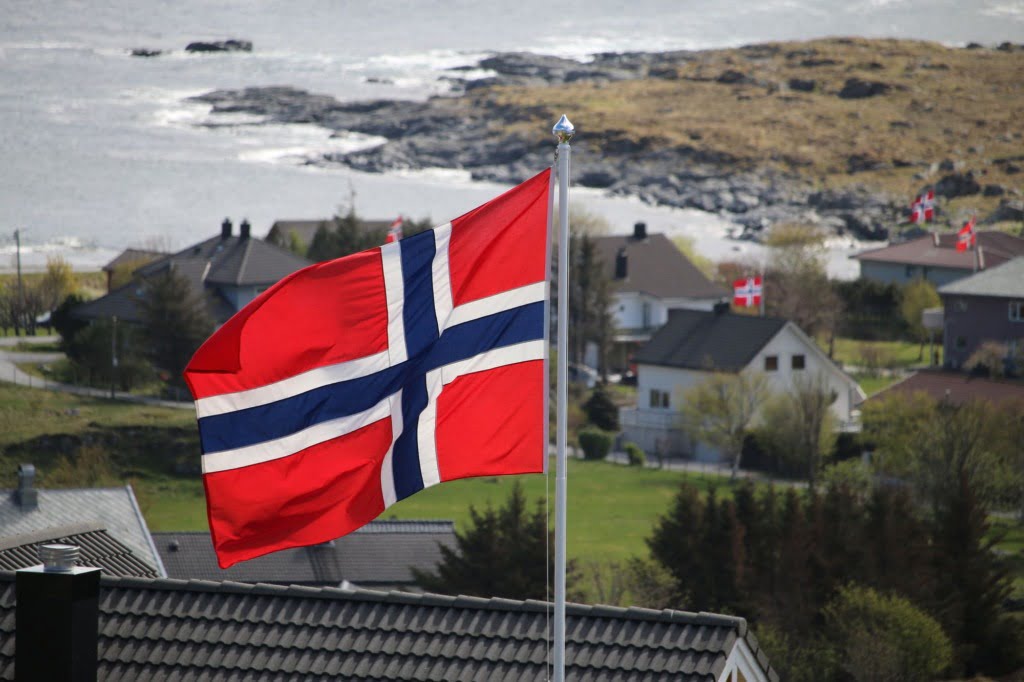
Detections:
1009,301,1024,322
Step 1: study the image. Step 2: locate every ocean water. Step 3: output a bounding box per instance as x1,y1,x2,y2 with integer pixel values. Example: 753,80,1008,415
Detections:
1,0,1021,275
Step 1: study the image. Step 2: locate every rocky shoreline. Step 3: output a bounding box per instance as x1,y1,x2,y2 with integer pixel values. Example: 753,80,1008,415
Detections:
188,50,925,242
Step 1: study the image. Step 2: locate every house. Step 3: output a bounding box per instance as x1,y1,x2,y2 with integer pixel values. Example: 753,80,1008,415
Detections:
153,520,457,591
0,464,165,577
592,222,729,369
73,218,311,326
620,307,864,458
0,523,159,578
266,217,394,253
0,564,779,681
865,369,1024,408
100,248,166,293
851,230,1024,288
937,257,1024,369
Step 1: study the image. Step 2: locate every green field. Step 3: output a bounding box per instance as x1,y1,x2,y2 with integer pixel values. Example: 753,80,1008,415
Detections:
2,381,1021,585
825,337,924,369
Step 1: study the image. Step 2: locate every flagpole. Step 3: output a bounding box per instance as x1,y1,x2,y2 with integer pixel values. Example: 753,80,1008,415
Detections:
552,114,574,682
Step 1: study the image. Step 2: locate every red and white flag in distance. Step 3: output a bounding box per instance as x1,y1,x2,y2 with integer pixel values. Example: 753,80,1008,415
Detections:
184,169,552,568
733,276,762,308
956,216,976,252
910,190,935,224
385,215,403,244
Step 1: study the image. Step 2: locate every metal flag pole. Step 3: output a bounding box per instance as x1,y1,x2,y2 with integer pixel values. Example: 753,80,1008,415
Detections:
552,113,574,682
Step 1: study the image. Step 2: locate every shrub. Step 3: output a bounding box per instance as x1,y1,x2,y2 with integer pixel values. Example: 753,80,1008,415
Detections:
625,442,646,467
583,385,619,431
578,429,612,461
824,583,953,682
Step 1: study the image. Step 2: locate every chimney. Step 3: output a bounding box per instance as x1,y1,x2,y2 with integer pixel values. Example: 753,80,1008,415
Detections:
240,219,251,240
221,217,232,240
713,301,731,315
615,247,628,279
633,222,647,240
16,544,100,682
16,463,37,512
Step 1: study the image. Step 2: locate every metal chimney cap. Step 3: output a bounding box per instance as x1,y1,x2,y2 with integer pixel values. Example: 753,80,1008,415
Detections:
39,544,79,573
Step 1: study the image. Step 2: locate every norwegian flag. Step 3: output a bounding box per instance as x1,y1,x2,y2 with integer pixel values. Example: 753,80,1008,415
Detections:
733,276,763,308
184,169,552,567
385,215,404,244
956,217,976,252
910,190,935,224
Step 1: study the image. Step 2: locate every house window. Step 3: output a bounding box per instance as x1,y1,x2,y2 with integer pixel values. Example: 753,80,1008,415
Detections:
764,355,778,371
649,389,670,409
955,336,967,350
1010,301,1024,322
954,298,968,313
905,265,916,278
792,354,806,370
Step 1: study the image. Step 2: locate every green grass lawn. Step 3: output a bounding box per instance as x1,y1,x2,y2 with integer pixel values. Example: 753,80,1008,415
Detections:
824,337,925,369
991,516,1024,601
851,372,901,397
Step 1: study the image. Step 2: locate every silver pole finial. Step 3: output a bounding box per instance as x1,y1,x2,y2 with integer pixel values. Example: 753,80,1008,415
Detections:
552,115,575,144
39,544,80,572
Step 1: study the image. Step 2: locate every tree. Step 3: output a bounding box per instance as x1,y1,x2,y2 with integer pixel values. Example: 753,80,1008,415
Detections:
965,341,1009,378
763,223,842,346
680,371,769,477
759,372,837,489
413,482,581,600
583,384,618,431
568,231,613,376
137,268,214,386
899,278,940,361
38,256,76,315
823,583,953,682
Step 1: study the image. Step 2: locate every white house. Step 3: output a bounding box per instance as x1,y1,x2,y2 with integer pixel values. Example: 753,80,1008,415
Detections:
592,222,728,370
620,307,865,460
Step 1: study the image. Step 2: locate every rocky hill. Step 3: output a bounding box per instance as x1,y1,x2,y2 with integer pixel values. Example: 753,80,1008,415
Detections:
192,38,1024,242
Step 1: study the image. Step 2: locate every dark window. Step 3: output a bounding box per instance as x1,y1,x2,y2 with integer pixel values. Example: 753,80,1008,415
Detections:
1010,301,1023,322
905,265,916,278
792,354,806,370
955,336,967,350
649,389,669,409
764,355,778,371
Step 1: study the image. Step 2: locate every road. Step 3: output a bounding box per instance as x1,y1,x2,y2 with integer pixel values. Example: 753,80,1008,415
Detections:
0,335,192,410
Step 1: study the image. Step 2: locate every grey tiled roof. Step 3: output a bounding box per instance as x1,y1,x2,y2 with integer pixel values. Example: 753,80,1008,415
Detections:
153,520,456,588
74,234,310,325
0,523,158,578
937,257,1024,298
0,486,165,578
0,573,778,681
101,248,167,274
592,232,728,301
635,309,787,372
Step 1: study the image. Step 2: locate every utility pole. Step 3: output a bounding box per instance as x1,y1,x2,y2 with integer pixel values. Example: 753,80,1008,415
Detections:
14,229,24,336
110,315,118,399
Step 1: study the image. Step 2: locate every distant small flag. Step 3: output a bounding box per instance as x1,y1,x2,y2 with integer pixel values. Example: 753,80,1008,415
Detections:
910,190,935,224
733,276,763,308
956,217,976,252
385,216,404,244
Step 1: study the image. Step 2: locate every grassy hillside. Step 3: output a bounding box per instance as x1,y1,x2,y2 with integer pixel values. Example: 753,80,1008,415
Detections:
483,38,1023,225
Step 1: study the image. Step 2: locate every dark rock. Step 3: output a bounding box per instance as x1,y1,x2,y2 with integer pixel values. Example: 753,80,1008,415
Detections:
578,170,618,189
838,78,891,99
1005,163,1021,174
788,78,816,92
983,184,1006,197
889,120,913,129
716,69,750,84
990,199,1024,222
996,42,1018,52
800,58,840,67
847,154,889,173
935,171,981,198
965,42,984,50
185,39,253,53
130,48,164,57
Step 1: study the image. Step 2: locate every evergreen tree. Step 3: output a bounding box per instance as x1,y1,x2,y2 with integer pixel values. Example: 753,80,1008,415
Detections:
137,267,214,387
568,232,613,375
583,384,619,431
646,483,704,607
413,482,579,600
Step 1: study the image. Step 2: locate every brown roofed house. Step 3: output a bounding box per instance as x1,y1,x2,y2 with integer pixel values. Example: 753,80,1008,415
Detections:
851,230,1024,288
